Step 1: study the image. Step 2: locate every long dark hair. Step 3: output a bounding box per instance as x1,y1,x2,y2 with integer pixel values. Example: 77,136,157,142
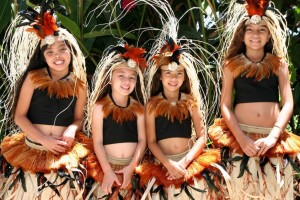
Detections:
224,20,274,62
10,40,74,118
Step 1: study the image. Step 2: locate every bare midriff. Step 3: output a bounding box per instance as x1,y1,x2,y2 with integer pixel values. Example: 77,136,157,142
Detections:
234,102,280,128
105,143,138,159
158,137,191,155
27,124,68,143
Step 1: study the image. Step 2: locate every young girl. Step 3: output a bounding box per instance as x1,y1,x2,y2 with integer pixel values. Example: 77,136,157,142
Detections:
84,44,147,199
0,1,89,199
209,0,300,199
135,35,223,199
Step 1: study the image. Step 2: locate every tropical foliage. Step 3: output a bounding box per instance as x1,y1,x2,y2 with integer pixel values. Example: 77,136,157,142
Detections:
0,0,299,138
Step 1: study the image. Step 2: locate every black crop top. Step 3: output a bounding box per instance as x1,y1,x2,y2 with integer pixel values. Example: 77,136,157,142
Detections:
27,88,76,126
103,113,138,145
234,74,279,104
148,92,193,141
26,68,84,126
155,115,192,141
100,94,142,145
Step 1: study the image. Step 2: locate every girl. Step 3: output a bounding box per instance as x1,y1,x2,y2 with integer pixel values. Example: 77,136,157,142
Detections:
0,1,89,199
209,0,300,199
136,35,223,199
84,44,147,199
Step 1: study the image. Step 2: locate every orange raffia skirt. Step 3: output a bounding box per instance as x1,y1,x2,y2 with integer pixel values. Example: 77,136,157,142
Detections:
0,131,90,200
77,135,142,200
135,149,228,200
208,118,300,200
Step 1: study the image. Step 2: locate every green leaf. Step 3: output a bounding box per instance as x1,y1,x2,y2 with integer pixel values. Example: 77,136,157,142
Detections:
0,0,12,34
56,13,81,38
83,29,136,40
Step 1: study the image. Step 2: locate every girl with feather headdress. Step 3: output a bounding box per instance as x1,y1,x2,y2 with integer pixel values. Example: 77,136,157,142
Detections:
208,0,300,199
0,0,89,199
134,16,226,199
83,43,147,199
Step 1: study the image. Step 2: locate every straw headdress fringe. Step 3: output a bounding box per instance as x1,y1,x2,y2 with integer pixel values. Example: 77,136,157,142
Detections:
220,1,289,63
96,94,144,124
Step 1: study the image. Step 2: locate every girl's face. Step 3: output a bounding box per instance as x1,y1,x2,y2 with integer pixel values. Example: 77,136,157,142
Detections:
243,23,271,51
111,64,137,96
160,64,185,93
43,40,71,74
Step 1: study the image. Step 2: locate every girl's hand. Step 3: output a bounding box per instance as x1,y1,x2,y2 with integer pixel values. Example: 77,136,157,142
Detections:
62,125,77,146
40,135,68,155
254,135,277,156
165,160,187,180
115,164,134,189
239,135,260,157
102,170,121,194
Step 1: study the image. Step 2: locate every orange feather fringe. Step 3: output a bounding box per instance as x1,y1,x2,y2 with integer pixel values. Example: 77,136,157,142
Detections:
29,68,85,98
1,132,90,173
135,149,221,188
246,0,270,17
121,44,147,72
96,95,144,124
225,53,281,81
26,11,59,39
147,95,197,122
208,118,300,157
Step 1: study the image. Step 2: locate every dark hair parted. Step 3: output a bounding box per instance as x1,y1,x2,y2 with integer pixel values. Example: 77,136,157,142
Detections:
150,66,191,97
224,19,274,62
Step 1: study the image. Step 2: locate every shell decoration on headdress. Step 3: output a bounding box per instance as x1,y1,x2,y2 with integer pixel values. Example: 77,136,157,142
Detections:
244,0,270,24
152,37,185,71
109,44,147,72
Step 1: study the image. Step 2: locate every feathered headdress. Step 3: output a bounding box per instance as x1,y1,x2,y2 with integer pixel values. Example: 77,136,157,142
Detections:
17,0,65,46
0,0,87,135
109,44,147,72
221,0,288,62
244,0,270,24
85,43,148,134
152,37,185,71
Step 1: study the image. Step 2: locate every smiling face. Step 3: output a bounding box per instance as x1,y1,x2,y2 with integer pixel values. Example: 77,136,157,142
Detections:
160,64,185,93
243,22,271,51
43,40,71,75
110,64,137,96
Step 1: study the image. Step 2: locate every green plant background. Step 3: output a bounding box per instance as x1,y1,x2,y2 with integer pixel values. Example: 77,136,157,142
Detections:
0,0,299,140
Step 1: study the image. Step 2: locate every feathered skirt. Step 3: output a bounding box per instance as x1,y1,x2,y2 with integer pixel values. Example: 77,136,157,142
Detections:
0,132,90,200
208,118,300,200
135,149,228,200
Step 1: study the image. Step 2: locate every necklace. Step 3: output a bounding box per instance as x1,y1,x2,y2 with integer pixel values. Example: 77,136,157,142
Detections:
162,91,181,105
109,92,130,108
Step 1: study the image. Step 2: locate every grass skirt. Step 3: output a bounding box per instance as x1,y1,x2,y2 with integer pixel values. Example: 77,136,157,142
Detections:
208,118,300,199
136,149,227,200
0,132,90,200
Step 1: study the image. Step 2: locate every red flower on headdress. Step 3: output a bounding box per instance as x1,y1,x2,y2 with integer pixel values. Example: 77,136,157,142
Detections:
121,0,137,12
245,0,270,17
26,11,58,39
121,44,147,72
